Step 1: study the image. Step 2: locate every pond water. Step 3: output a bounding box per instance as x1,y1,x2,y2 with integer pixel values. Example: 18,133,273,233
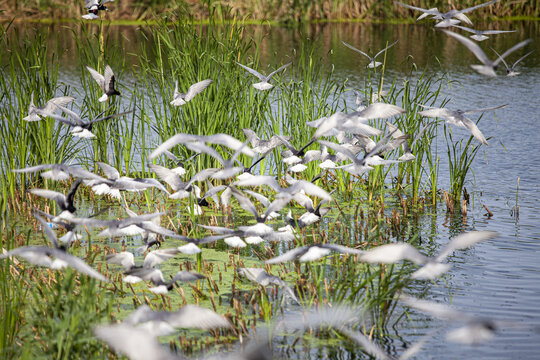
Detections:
5,21,540,358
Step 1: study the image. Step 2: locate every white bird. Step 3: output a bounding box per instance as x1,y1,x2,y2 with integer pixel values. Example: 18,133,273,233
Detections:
149,133,254,161
395,0,500,28
1,214,108,282
46,105,133,138
23,94,75,122
360,231,498,280
400,294,525,345
170,79,212,106
450,24,516,41
236,61,292,90
441,29,532,77
418,103,507,145
123,304,231,336
266,243,363,264
492,48,534,77
86,65,121,102
13,163,103,182
238,268,298,303
342,40,398,69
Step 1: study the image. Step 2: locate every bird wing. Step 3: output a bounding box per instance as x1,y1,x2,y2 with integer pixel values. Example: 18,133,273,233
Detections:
462,103,507,114
436,231,498,262
184,79,212,102
481,29,517,35
148,133,199,160
168,305,230,330
94,324,175,360
103,65,116,93
143,249,180,268
235,61,265,80
456,0,500,15
441,30,491,66
169,271,206,284
512,49,534,68
231,189,260,219
30,189,66,207
149,164,182,191
450,24,477,34
88,109,134,125
43,96,75,114
357,102,405,120
374,40,398,59
205,133,256,156
393,1,433,14
418,107,453,119
97,162,120,180
342,41,372,61
266,61,293,80
360,243,428,265
492,39,533,67
324,244,364,255
34,213,60,249
52,249,109,282
86,66,106,91
265,246,308,264
52,104,83,125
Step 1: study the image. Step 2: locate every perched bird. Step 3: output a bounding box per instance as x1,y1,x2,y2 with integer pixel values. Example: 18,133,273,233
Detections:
492,48,534,77
450,24,516,42
46,105,133,138
342,40,398,69
170,79,212,106
1,213,108,282
360,231,498,279
236,61,292,90
23,93,75,122
394,0,500,28
86,65,121,102
418,103,507,145
440,29,532,77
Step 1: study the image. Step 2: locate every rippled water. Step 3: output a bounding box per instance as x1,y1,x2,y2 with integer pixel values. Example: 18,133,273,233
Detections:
6,21,540,358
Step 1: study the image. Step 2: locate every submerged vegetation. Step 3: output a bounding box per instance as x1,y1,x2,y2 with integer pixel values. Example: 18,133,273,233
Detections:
0,7,515,360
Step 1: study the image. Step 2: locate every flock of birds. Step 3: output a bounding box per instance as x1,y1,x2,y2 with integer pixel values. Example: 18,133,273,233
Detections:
3,0,537,359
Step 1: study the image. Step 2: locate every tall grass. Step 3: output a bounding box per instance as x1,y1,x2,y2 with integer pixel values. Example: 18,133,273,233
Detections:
0,28,79,214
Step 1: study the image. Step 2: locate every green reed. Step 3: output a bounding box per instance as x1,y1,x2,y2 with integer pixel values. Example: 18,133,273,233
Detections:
443,121,484,206
0,28,79,212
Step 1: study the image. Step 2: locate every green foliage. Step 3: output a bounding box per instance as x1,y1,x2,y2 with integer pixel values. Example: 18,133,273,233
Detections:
19,271,113,359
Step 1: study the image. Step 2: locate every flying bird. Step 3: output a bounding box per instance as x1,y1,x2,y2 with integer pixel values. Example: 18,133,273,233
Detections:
450,24,516,42
440,29,532,77
23,94,75,122
342,40,398,68
86,65,121,102
170,79,212,106
418,103,507,145
236,61,292,90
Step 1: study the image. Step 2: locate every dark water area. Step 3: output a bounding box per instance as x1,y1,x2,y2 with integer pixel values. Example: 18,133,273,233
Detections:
4,20,540,359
